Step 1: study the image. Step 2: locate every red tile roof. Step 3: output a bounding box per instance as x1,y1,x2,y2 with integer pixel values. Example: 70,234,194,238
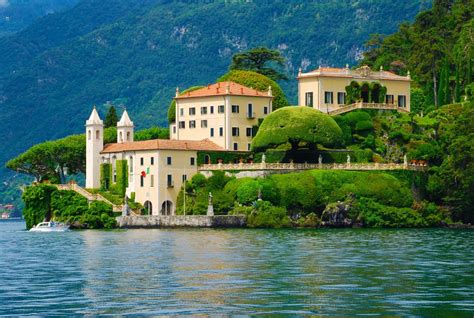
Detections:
101,139,223,153
175,81,272,99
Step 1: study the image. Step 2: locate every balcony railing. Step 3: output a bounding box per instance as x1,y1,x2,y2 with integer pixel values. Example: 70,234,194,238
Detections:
247,112,256,119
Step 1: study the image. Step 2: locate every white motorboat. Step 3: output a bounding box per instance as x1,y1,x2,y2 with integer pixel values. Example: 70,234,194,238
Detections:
29,221,70,232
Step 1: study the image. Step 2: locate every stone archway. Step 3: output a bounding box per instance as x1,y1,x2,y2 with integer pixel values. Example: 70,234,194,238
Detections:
161,200,173,215
361,82,370,103
144,201,152,215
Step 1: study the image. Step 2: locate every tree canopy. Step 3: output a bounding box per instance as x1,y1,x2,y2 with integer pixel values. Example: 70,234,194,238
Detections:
251,107,344,152
229,47,288,81
217,70,289,110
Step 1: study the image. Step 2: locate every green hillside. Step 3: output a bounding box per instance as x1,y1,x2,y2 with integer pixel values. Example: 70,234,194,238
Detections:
0,0,430,209
0,0,78,37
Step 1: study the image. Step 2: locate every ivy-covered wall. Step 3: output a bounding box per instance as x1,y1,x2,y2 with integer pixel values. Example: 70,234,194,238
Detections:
100,163,112,190
115,160,128,197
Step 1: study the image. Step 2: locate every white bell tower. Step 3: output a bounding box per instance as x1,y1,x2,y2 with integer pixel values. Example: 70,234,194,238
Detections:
85,107,104,189
117,109,134,143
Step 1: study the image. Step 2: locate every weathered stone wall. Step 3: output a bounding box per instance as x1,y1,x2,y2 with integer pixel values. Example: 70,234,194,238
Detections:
116,215,246,228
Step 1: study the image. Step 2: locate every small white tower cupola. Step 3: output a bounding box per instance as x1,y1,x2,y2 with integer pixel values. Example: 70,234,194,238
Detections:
117,109,134,143
85,106,104,189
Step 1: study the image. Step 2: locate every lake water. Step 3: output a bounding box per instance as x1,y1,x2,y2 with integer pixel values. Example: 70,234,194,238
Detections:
1,220,473,316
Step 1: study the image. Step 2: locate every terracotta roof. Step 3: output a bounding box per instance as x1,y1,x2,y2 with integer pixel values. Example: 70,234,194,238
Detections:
297,66,411,82
101,139,223,153
175,81,272,99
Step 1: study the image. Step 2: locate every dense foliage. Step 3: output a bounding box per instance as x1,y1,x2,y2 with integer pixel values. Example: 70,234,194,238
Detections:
217,70,288,110
251,107,343,151
361,0,473,110
176,170,448,228
22,184,116,229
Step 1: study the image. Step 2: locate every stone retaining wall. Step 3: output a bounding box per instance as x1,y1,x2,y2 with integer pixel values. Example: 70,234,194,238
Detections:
116,215,247,228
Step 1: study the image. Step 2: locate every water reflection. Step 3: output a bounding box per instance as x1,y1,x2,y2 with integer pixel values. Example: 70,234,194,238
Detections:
0,221,473,316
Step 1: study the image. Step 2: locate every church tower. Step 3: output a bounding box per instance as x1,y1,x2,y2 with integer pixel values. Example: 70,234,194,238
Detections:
85,107,104,189
117,109,134,143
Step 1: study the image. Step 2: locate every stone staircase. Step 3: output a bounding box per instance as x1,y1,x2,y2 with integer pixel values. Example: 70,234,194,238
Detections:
53,184,123,212
328,102,410,116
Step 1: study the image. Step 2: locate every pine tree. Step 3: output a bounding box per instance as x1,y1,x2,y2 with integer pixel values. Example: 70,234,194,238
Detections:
104,106,118,128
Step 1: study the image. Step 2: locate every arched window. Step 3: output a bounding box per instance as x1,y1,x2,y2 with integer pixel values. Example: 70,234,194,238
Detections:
96,130,100,139
126,131,131,141
129,156,133,173
119,132,123,142
88,130,91,140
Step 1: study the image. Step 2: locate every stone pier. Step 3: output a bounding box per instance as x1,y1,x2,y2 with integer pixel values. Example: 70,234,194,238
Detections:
116,215,246,228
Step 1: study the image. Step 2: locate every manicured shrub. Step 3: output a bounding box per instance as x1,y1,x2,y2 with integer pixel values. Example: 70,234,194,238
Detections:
252,107,344,152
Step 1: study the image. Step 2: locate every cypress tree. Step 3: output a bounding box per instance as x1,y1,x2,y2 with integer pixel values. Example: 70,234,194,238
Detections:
455,64,461,103
104,106,118,128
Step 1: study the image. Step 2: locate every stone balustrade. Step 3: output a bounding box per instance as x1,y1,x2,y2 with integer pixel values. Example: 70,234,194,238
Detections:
199,162,427,172
328,102,409,116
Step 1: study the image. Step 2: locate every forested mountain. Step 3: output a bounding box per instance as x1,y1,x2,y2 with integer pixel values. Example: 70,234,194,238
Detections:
0,0,78,37
0,0,430,209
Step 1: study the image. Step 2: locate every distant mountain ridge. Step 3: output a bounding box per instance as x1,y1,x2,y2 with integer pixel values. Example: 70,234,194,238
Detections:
0,0,79,37
0,0,431,206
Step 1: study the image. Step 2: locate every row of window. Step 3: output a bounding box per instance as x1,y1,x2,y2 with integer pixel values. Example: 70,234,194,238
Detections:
178,124,253,138
231,142,251,151
139,174,188,188
136,156,195,166
305,91,408,107
179,104,269,117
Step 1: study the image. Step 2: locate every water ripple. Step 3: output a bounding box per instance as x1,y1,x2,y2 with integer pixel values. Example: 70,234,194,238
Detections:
0,221,473,316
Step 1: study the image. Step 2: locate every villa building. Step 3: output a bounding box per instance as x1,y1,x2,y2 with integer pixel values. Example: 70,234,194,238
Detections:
85,68,412,216
170,81,273,151
297,65,411,113
86,108,222,215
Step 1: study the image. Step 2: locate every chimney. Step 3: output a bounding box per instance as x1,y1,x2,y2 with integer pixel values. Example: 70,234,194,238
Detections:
240,87,244,94
268,86,272,96
298,67,302,76
407,71,411,80
225,82,230,94
345,64,350,75
207,84,210,89
175,87,180,97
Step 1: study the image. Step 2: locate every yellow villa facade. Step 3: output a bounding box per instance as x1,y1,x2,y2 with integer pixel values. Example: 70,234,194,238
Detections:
297,65,411,113
170,81,273,151
85,108,223,216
